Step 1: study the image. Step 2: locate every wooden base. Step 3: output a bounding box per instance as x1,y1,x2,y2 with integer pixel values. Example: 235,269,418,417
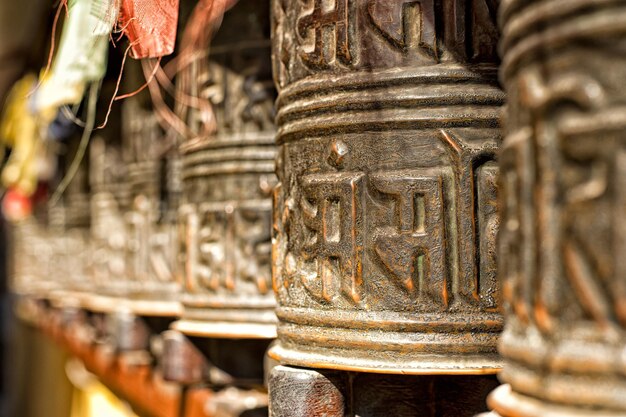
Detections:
269,365,499,417
27,300,268,417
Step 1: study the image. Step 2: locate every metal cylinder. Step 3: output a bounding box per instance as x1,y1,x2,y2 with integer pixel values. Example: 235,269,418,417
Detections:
121,98,181,317
87,134,132,312
488,0,626,415
83,94,181,325
11,219,56,297
269,0,504,374
174,0,278,340
47,136,93,308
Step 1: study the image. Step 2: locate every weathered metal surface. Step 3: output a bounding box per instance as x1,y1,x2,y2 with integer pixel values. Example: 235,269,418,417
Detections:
87,134,132,311
270,0,504,374
268,366,344,417
86,96,181,317
45,136,93,305
121,98,181,316
9,136,93,302
487,0,626,415
174,0,278,339
11,219,59,297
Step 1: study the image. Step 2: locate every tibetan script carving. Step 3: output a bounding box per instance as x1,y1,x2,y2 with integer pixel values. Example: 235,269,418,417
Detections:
366,0,436,58
273,0,499,87
271,0,503,373
372,170,446,304
300,172,365,304
176,0,278,338
488,1,626,416
297,0,354,68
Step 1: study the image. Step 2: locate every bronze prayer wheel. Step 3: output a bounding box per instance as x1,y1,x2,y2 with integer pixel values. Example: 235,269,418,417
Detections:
10,134,92,309
121,98,181,317
173,0,278,340
85,97,181,318
46,137,93,308
11,219,58,298
270,0,504,374
488,0,626,415
86,134,132,312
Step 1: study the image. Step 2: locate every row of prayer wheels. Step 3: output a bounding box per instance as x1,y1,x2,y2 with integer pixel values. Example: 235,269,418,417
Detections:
10,0,626,416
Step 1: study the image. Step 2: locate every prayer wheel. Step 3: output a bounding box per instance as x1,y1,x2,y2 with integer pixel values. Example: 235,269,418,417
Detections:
487,0,626,415
121,98,181,317
11,219,56,298
47,137,93,308
80,82,182,353
160,7,277,411
173,0,277,340
268,1,504,415
86,133,131,311
86,97,181,319
270,0,504,375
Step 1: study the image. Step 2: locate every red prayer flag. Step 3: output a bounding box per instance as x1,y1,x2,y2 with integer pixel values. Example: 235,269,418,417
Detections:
119,0,179,59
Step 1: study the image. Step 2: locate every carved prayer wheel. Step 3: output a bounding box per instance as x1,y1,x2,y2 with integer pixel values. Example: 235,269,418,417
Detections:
120,98,181,317
9,133,92,308
487,0,626,415
86,134,131,311
83,92,180,356
47,138,93,307
173,0,277,340
270,0,504,374
11,219,56,297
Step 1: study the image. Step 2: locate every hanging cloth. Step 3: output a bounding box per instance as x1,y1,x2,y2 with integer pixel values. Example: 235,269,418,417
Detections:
36,0,119,118
0,75,42,196
118,0,179,59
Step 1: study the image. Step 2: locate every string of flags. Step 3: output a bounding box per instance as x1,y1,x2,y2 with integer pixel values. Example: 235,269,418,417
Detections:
0,0,233,219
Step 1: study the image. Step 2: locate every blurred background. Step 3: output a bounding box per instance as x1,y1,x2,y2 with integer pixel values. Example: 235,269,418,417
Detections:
0,0,174,415
0,0,66,415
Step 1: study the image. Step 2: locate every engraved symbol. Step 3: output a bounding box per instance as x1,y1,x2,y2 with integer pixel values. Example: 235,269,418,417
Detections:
468,0,499,60
371,170,447,306
148,226,175,284
440,130,497,306
190,202,273,295
197,207,234,292
327,139,349,169
476,163,499,310
504,67,620,332
272,0,291,87
436,0,499,62
297,0,354,69
242,74,275,130
499,128,532,322
237,205,273,295
367,0,436,58
300,172,365,304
